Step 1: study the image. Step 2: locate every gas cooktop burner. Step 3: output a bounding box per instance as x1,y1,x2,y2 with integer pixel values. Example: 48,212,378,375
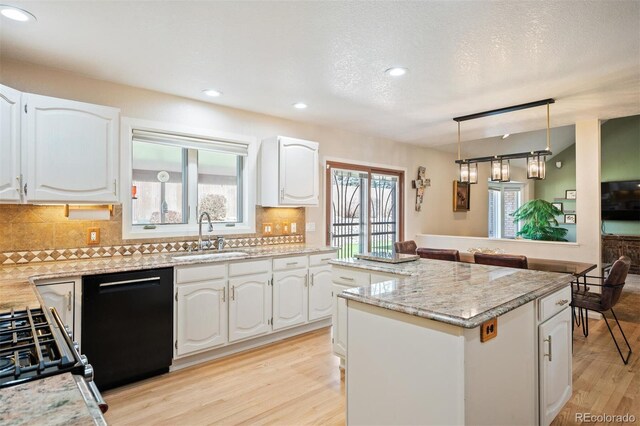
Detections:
0,358,12,373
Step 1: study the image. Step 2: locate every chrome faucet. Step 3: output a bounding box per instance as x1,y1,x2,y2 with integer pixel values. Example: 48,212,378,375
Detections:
198,212,214,251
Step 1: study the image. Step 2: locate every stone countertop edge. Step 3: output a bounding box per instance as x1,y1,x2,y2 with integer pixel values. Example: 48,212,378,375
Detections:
338,276,572,329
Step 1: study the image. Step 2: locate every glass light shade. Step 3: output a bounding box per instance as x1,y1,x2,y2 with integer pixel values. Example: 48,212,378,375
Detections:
468,162,478,184
500,159,510,182
459,162,469,183
491,158,503,181
527,153,546,180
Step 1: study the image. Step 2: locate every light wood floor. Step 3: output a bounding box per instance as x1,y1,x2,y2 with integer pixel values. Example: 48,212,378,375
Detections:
105,278,640,425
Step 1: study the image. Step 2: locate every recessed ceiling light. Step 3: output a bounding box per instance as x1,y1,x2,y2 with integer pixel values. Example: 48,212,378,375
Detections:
293,102,307,109
502,134,510,139
0,5,36,22
202,89,222,97
385,67,408,77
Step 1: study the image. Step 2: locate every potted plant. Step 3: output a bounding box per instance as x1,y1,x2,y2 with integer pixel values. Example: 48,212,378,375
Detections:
511,199,568,241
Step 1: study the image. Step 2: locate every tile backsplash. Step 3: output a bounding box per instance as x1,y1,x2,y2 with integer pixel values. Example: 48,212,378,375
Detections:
0,204,305,264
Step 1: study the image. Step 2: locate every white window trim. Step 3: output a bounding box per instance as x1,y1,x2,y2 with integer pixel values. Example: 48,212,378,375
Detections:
120,117,257,240
488,181,524,239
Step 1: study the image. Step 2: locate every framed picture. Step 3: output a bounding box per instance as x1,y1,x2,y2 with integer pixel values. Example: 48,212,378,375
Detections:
564,214,577,224
551,202,563,212
453,181,470,212
565,190,577,200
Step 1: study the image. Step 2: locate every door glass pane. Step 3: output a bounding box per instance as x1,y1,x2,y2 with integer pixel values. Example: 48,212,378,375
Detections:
370,173,399,254
488,188,500,238
198,151,243,222
502,188,521,239
330,169,368,259
132,141,187,225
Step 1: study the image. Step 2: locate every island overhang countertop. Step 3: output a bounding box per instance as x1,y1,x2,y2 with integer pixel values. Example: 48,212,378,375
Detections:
330,257,574,328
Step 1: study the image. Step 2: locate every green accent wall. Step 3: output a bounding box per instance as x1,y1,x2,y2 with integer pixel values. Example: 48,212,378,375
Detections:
534,144,577,242
601,115,640,235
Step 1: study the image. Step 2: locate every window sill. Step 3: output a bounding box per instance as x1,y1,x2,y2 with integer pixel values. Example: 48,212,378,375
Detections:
123,224,256,240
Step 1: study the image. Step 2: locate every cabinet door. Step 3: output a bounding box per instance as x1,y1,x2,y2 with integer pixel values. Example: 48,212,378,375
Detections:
273,269,308,330
0,84,22,202
309,266,333,321
229,273,271,342
176,279,227,357
23,93,119,203
332,283,351,358
279,137,318,205
539,307,572,426
38,282,74,335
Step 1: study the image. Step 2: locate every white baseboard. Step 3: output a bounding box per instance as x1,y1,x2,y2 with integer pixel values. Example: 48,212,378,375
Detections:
171,318,332,371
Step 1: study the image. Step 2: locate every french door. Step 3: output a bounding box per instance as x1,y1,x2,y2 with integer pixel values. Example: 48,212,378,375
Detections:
326,161,404,258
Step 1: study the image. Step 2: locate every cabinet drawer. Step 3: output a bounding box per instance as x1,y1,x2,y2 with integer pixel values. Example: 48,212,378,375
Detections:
332,267,370,287
228,259,271,277
309,252,337,266
273,255,308,271
538,286,572,323
176,264,226,284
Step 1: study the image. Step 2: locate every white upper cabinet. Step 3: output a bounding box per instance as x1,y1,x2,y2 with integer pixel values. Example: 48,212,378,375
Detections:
23,93,120,203
0,84,23,202
259,136,319,206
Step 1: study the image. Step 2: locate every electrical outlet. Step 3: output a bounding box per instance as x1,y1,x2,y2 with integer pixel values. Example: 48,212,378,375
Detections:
291,222,297,233
282,221,290,234
480,318,497,342
263,223,273,235
87,227,100,245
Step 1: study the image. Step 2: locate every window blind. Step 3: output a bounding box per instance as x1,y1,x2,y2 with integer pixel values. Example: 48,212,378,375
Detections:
132,129,248,156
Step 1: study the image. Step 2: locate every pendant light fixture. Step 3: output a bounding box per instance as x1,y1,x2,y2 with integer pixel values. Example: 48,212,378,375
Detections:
527,103,551,180
456,122,478,184
453,99,554,182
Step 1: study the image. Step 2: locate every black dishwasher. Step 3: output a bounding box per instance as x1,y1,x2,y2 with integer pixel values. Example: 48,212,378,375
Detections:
82,267,173,390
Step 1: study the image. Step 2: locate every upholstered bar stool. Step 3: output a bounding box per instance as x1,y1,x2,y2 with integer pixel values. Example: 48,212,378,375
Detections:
473,253,529,269
417,248,460,262
394,240,417,255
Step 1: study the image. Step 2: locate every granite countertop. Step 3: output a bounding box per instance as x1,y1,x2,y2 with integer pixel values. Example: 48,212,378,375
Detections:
332,258,573,328
0,243,337,424
0,373,106,425
0,244,337,312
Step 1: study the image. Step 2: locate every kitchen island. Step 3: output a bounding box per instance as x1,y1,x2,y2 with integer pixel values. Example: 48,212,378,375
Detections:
331,257,574,426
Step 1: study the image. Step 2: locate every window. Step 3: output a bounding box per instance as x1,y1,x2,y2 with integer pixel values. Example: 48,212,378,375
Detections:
326,161,404,259
488,183,523,239
122,119,256,239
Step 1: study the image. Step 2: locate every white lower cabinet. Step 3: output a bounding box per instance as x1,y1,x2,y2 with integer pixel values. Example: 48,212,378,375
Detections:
308,265,332,321
175,279,227,357
272,269,308,331
38,281,75,334
539,306,572,426
229,273,272,342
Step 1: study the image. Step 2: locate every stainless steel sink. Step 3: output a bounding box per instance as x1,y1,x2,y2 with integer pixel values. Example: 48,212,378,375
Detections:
171,251,247,262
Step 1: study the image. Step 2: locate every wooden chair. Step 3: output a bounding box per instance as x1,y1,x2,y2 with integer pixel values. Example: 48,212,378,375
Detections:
394,240,417,255
572,256,632,364
417,248,460,262
473,253,528,269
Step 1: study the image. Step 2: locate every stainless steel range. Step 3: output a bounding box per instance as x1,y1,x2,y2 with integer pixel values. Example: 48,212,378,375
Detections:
0,306,108,413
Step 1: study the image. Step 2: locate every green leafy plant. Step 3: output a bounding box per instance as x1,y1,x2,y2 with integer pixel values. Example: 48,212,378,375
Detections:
511,199,568,241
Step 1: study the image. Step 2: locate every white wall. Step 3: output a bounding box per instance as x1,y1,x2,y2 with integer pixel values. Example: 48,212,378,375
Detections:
1,58,495,244
417,119,602,267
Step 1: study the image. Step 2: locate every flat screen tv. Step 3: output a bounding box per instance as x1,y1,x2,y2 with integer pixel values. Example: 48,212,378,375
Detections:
601,180,640,221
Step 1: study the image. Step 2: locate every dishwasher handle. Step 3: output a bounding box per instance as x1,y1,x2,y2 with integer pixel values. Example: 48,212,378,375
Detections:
98,276,161,288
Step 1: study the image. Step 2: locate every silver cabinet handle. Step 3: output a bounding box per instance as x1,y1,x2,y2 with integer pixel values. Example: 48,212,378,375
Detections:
286,261,298,266
67,291,72,312
280,188,284,200
305,274,308,287
556,299,569,306
231,285,235,301
222,286,226,303
544,335,553,361
99,276,160,287
321,257,333,262
310,274,314,286
339,276,355,281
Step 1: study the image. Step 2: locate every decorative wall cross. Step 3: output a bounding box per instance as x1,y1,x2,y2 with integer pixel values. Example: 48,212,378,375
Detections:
412,166,430,211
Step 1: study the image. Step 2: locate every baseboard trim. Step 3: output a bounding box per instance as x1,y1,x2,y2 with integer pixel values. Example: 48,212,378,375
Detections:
171,318,332,371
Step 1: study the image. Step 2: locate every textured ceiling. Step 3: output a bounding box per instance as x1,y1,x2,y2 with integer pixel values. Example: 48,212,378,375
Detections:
1,1,638,147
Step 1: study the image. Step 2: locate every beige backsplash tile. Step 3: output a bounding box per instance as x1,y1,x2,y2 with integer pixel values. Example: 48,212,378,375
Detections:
0,204,305,254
